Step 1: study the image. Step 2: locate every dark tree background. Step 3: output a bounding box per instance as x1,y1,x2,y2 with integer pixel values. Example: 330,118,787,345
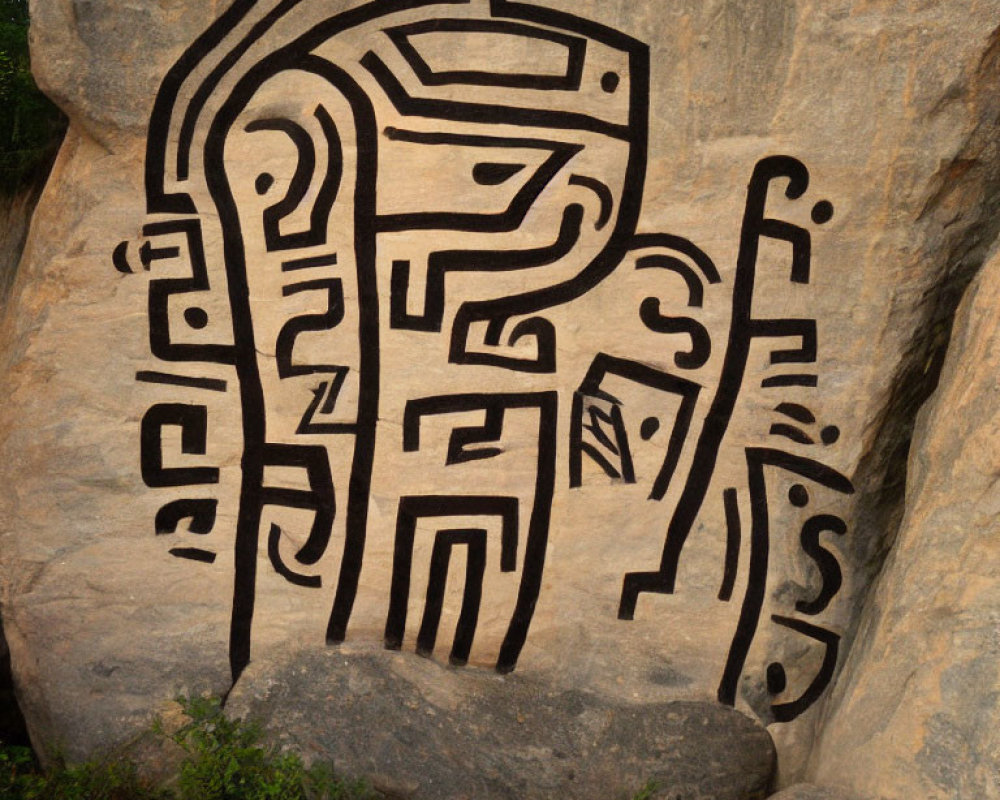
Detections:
0,0,65,194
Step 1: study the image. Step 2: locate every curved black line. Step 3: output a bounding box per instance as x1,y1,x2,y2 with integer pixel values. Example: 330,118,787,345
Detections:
170,0,471,191
639,298,711,370
113,241,134,274
796,514,846,616
770,616,840,722
204,51,380,682
310,104,344,239
569,174,613,230
769,423,815,446
717,451,771,706
745,448,855,495
245,117,316,250
146,0,256,212
268,524,323,588
630,233,721,285
636,254,704,307
177,0,301,183
489,0,644,51
775,402,816,424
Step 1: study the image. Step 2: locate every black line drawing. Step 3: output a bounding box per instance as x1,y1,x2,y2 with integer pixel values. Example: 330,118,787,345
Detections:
155,498,218,535
121,0,854,721
620,156,836,618
768,615,840,722
140,404,219,488
397,391,557,672
716,449,853,715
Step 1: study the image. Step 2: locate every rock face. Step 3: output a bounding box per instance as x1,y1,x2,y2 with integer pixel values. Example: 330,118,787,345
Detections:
807,245,1000,799
2,0,1000,796
227,649,775,800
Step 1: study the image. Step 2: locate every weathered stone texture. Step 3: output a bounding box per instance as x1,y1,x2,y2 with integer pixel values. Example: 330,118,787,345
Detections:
808,244,1000,799
1,1,999,797
226,649,775,800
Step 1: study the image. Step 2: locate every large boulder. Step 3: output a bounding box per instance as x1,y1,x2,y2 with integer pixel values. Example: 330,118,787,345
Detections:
1,0,999,796
807,246,1000,799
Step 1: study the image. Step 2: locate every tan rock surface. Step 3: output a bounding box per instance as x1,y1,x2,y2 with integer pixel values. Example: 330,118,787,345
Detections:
0,0,998,795
809,244,1000,799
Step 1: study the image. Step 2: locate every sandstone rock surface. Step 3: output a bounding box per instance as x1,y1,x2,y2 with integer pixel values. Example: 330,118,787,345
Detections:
1,0,999,796
808,246,1000,799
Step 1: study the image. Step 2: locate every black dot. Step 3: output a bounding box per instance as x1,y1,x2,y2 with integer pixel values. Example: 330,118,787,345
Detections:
767,663,787,695
640,417,661,441
256,173,274,195
821,425,841,445
184,307,209,330
812,200,834,225
789,484,809,507
601,72,620,93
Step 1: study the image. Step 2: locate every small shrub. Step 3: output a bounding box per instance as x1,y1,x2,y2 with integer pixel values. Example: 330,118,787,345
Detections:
0,0,67,194
0,696,378,800
0,741,169,800
167,695,379,800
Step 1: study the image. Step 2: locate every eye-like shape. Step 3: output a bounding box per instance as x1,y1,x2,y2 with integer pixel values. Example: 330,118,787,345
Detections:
472,162,526,185
244,104,343,252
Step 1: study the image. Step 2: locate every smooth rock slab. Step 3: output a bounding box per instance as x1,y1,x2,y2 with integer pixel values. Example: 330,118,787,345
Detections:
225,648,775,800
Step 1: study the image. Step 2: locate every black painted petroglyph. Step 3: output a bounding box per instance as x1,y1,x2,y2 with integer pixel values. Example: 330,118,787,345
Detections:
120,0,854,722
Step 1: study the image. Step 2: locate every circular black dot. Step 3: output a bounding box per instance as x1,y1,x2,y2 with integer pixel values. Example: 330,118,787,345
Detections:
255,173,274,195
821,425,841,445
789,484,809,507
812,200,834,225
767,663,787,695
184,307,209,330
601,71,620,93
640,417,661,441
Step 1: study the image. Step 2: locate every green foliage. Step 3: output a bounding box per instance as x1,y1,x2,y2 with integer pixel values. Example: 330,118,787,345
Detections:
0,742,169,800
0,696,379,800
629,778,661,800
0,0,66,194
166,696,378,800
